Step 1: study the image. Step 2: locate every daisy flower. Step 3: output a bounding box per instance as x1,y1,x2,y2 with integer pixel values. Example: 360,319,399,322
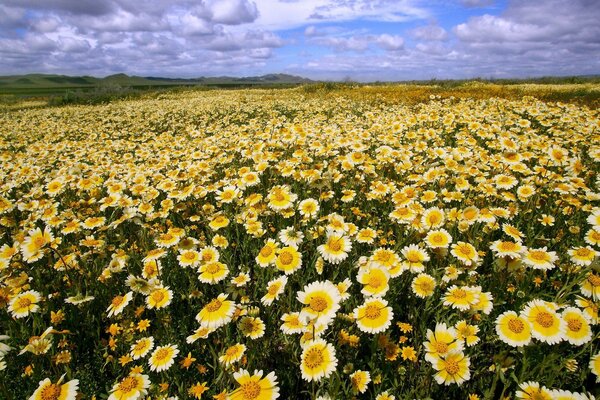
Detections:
209,214,230,231
317,231,352,264
433,351,471,386
443,286,479,311
455,320,480,347
357,264,390,297
108,374,150,400
268,185,297,211
21,227,53,263
515,381,552,400
278,227,304,248
400,244,430,273
145,286,172,310
561,307,592,346
568,246,598,266
230,369,280,400
580,272,600,300
107,292,133,318
350,370,371,394
231,272,251,287
590,352,600,382
421,207,445,229
8,290,42,319
149,344,179,372
424,323,463,363
219,343,246,366
239,316,266,339
256,240,278,267
177,250,201,268
370,248,402,276
196,293,236,329
490,240,526,259
198,261,230,284
451,242,479,266
522,247,558,270
300,339,338,382
280,312,305,335
275,246,302,275
261,275,288,306
425,229,452,249
130,337,154,360
354,298,394,334
29,377,79,400
298,198,320,219
411,273,436,298
495,311,532,347
522,299,565,344
297,280,341,326
356,228,377,244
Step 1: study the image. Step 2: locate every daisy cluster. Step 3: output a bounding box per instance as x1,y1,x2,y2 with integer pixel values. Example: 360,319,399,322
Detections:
0,87,599,399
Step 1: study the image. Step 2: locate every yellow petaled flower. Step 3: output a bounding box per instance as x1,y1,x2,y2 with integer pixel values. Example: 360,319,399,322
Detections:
522,247,557,270
186,326,214,344
568,246,598,266
433,351,471,386
495,311,532,347
198,261,230,284
280,312,305,334
401,346,417,362
356,228,377,244
424,323,463,363
21,227,53,263
421,207,445,229
451,242,479,266
411,273,436,298
261,275,288,306
297,280,341,325
178,250,201,268
515,381,553,400
209,215,230,231
148,344,179,372
490,240,526,259
575,296,599,324
239,316,266,339
219,343,246,366
298,198,320,219
275,246,302,275
580,272,600,300
425,229,452,249
189,382,209,399
300,339,338,382
256,240,279,267
522,300,565,344
267,185,296,211
350,370,371,394
199,246,220,264
107,292,133,318
145,287,172,309
561,307,592,346
108,374,150,400
370,248,401,276
357,264,390,297
590,352,600,382
196,293,236,329
400,244,430,273
29,377,79,400
317,231,352,264
9,290,42,319
455,320,480,347
443,285,479,311
230,369,280,400
354,298,393,334
130,337,154,360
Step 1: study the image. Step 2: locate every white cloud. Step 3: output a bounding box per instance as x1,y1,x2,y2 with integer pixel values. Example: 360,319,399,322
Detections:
207,0,259,25
411,23,448,41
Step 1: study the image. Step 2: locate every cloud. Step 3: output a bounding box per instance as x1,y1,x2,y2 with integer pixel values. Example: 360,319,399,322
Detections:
207,0,259,25
312,33,404,52
411,23,448,41
459,0,494,8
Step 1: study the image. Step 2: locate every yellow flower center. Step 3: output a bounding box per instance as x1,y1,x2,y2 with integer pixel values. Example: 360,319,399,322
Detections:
445,359,460,375
112,295,124,308
368,274,383,288
241,381,261,399
206,299,223,312
267,283,281,295
507,318,525,333
529,251,548,261
576,248,592,258
588,273,600,287
451,289,467,299
118,376,138,393
279,252,294,265
406,251,421,263
34,236,46,248
364,304,381,319
134,341,148,352
304,347,324,369
327,238,342,252
457,245,473,257
17,297,32,309
273,191,286,202
152,290,165,303
567,318,582,332
205,263,221,274
535,311,554,328
226,347,239,357
499,242,517,252
201,252,212,262
434,342,448,354
40,384,62,400
154,348,170,362
431,234,445,244
309,296,328,312
260,246,273,257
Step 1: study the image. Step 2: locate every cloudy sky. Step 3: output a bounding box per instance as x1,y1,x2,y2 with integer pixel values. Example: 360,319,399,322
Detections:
1,0,599,81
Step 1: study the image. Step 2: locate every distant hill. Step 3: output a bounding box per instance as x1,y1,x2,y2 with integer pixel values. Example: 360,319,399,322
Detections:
0,73,313,91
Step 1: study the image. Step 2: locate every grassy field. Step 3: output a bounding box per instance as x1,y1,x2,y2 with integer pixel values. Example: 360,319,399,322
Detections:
0,84,599,399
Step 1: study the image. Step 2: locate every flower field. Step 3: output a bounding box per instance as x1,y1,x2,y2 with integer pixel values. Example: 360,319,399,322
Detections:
1,85,599,399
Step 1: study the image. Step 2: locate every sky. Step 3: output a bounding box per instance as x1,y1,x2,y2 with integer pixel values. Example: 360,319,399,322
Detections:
0,0,599,81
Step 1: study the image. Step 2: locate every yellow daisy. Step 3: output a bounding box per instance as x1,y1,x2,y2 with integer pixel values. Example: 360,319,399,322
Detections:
443,285,479,311
219,343,246,366
275,246,302,275
522,247,557,270
411,273,436,298
198,261,230,284
230,369,279,400
108,374,150,400
209,214,230,231
261,275,288,306
433,351,470,386
239,316,266,339
515,381,552,400
29,377,78,400
424,323,463,363
256,239,279,267
455,320,480,347
522,300,565,344
451,242,479,266
177,249,201,268
267,185,296,211
145,287,172,310
297,280,341,325
580,272,600,300
357,264,390,297
317,231,352,264
354,298,393,334
196,293,236,329
495,311,532,347
149,344,179,372
107,292,133,318
8,290,41,319
21,227,53,263
130,337,154,360
298,198,320,219
400,244,429,273
561,307,592,346
568,246,598,266
590,352,600,382
280,312,305,334
350,370,371,394
300,339,338,382
425,229,452,249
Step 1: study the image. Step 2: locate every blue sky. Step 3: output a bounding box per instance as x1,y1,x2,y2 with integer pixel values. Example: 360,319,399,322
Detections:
0,0,598,81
